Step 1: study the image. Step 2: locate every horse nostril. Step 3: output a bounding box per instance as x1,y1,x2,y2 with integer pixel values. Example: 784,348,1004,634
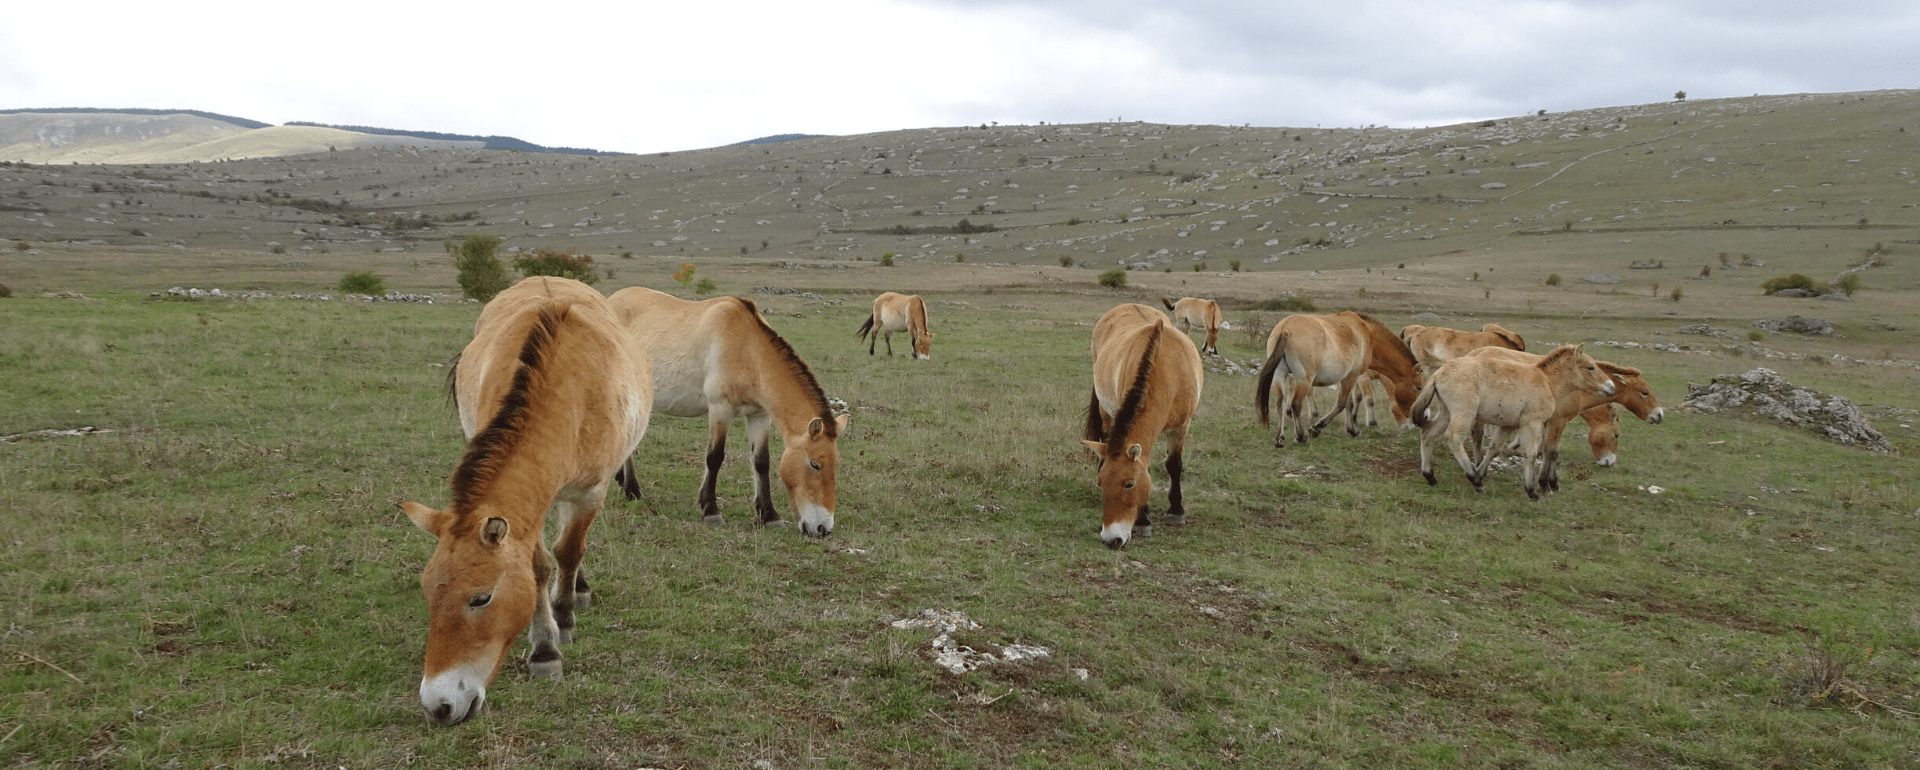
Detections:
432,702,453,723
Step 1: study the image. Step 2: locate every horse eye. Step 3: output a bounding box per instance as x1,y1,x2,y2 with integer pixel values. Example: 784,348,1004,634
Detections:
809,460,822,472
1123,481,1136,489
468,593,493,609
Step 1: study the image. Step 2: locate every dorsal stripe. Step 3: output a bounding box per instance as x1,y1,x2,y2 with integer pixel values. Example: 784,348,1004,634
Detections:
448,304,564,522
1103,323,1163,453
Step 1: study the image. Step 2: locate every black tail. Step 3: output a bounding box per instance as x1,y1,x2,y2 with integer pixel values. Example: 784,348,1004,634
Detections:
1253,334,1289,426
855,314,876,342
1083,389,1106,443
1160,297,1176,311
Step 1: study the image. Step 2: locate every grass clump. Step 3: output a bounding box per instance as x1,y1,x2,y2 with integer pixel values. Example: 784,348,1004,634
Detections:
1546,273,1562,287
337,271,386,295
1098,269,1128,288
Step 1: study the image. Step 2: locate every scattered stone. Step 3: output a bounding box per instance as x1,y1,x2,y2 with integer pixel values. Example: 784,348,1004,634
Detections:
1409,312,1445,322
1751,316,1834,336
1583,273,1622,284
1769,288,1816,298
1817,293,1854,301
1678,325,1739,340
1682,368,1895,453
890,609,1054,676
1629,260,1663,269
1478,182,1507,190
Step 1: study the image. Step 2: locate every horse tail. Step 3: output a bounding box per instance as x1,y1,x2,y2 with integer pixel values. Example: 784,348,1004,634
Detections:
1409,377,1438,429
1160,297,1176,312
444,350,463,407
1254,333,1289,427
1082,388,1106,442
855,313,876,342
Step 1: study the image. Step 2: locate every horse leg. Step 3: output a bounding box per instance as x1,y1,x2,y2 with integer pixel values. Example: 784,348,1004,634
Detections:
746,412,781,525
1163,438,1187,526
697,414,730,524
1445,411,1483,493
613,456,641,501
1517,426,1544,500
1290,385,1311,444
884,330,894,357
547,492,602,647
525,539,564,678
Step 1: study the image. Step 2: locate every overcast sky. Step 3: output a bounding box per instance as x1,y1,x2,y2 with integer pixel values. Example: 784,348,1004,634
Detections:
5,0,1916,154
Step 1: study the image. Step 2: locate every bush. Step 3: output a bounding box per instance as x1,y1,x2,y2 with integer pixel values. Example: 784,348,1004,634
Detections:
694,277,717,295
880,253,895,267
1834,273,1862,296
1761,273,1817,295
1098,269,1128,289
1545,273,1562,287
1669,286,1684,302
1748,330,1766,342
1058,255,1074,268
338,271,386,295
513,248,598,285
672,263,696,286
13,240,30,251
1256,295,1316,312
1229,259,1241,272
0,283,12,298
448,234,510,302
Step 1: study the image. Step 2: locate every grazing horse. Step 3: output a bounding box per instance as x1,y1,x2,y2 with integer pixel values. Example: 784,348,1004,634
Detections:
1411,345,1614,499
401,276,652,726
1400,323,1526,373
1160,296,1224,355
1254,311,1423,446
1464,346,1664,478
856,292,934,359
608,287,849,537
1083,304,1203,549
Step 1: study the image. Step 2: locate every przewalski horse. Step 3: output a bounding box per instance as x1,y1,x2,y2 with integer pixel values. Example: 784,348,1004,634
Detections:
401,276,652,727
1084,304,1204,549
1400,323,1526,373
1464,346,1664,480
1411,345,1614,499
1255,311,1423,446
608,287,849,536
1160,296,1224,355
856,292,934,359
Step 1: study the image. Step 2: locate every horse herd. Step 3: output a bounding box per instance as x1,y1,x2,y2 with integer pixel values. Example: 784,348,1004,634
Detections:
399,276,1662,725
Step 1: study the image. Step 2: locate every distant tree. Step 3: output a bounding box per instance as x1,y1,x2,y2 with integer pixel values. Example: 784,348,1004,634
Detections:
449,234,510,302
1058,254,1074,267
694,277,717,295
1674,90,1687,101
1835,273,1863,296
1098,269,1128,289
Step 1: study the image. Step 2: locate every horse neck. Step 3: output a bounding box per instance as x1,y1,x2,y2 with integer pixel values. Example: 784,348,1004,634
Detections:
1363,324,1418,383
747,340,830,440
452,447,562,533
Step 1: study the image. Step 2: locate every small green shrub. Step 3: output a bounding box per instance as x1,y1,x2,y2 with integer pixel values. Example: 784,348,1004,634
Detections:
1098,269,1128,289
1058,255,1074,268
1229,259,1241,272
694,277,717,295
1835,273,1862,296
1545,273,1562,287
449,234,510,302
1748,330,1766,342
1669,287,1684,302
880,253,895,267
672,263,696,286
338,271,386,295
0,283,12,298
513,248,598,285
1192,262,1206,272
1761,273,1816,295
14,240,31,251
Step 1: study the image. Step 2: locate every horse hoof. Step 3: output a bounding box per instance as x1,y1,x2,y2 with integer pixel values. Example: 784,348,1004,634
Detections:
1422,471,1436,486
526,652,563,679
1163,513,1185,525
702,514,725,527
1132,524,1153,539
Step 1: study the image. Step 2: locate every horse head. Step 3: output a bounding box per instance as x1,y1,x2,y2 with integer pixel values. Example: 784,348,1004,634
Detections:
1082,440,1150,549
1543,345,1615,398
910,329,934,360
1599,363,1662,424
401,502,540,727
781,414,851,536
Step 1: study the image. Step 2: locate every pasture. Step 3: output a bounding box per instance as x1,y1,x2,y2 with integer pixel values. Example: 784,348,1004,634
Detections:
4,271,1918,768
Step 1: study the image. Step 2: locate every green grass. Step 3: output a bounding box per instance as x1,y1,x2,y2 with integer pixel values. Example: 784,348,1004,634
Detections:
3,289,1918,768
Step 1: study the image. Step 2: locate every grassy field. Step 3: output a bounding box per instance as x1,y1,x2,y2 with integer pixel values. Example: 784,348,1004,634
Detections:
3,273,1918,768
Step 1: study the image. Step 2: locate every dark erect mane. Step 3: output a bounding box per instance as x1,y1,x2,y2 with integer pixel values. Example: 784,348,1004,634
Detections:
448,304,565,520
737,297,838,438
1103,323,1163,454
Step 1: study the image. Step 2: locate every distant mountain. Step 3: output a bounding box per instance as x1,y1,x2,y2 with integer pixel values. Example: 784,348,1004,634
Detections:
732,134,829,146
285,122,609,155
0,107,271,129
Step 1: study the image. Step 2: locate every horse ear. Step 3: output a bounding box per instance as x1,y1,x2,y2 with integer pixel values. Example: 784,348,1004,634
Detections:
400,501,447,536
1126,443,1143,460
1081,440,1107,456
833,413,851,434
807,417,826,438
1599,362,1641,378
481,517,510,547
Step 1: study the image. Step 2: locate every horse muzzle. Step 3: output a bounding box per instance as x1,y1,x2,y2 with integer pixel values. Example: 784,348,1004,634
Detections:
1100,521,1132,549
797,503,835,537
420,674,486,727
1647,407,1665,425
